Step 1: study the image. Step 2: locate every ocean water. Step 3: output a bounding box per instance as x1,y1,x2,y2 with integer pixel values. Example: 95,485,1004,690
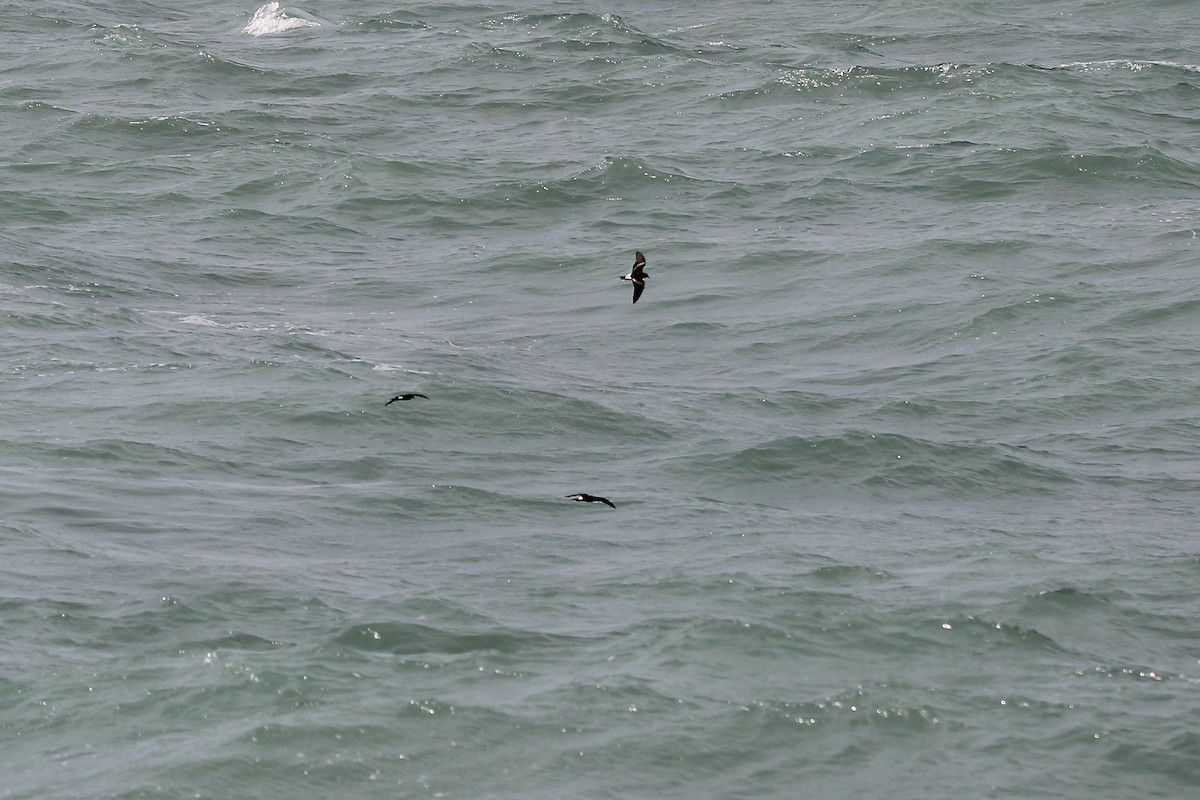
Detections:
3,1,1200,797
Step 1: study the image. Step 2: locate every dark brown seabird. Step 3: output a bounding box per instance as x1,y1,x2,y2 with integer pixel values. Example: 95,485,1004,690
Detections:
565,493,616,509
385,393,428,405
619,251,648,304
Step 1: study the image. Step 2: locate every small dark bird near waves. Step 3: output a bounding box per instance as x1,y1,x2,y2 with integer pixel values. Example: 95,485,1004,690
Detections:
385,393,428,405
619,251,648,304
566,493,616,509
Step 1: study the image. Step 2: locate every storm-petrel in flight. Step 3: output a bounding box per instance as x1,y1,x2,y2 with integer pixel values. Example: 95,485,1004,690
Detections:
566,493,616,509
619,251,648,304
385,393,428,405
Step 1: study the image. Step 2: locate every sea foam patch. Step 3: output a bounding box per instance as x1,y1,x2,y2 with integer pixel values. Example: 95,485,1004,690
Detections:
242,3,321,37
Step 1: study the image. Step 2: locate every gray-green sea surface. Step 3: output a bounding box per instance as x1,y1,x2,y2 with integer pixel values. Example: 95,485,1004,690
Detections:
3,2,1199,798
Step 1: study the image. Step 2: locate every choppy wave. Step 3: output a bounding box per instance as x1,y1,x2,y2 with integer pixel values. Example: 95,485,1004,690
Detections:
5,1,1200,798
242,3,322,37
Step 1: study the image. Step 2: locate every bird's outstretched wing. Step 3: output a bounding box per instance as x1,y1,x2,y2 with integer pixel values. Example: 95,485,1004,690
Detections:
631,251,646,277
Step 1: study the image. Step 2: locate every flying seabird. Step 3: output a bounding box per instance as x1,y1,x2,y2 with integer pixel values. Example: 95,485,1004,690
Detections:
385,393,428,405
566,493,616,509
619,251,648,304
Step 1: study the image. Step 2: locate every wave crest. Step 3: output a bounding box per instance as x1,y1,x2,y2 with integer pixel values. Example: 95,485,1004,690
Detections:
242,3,321,38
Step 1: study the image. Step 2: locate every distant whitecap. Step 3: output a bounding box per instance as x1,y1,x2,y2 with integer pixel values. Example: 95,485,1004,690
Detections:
242,2,321,37
178,314,222,327
372,364,432,374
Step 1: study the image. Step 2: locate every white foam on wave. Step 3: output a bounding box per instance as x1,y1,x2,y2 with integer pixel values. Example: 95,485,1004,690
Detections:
1057,58,1200,73
179,314,223,327
372,363,432,374
242,2,321,37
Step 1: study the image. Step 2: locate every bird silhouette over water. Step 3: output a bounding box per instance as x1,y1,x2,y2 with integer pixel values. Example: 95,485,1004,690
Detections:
385,393,428,405
619,251,648,304
566,493,616,509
